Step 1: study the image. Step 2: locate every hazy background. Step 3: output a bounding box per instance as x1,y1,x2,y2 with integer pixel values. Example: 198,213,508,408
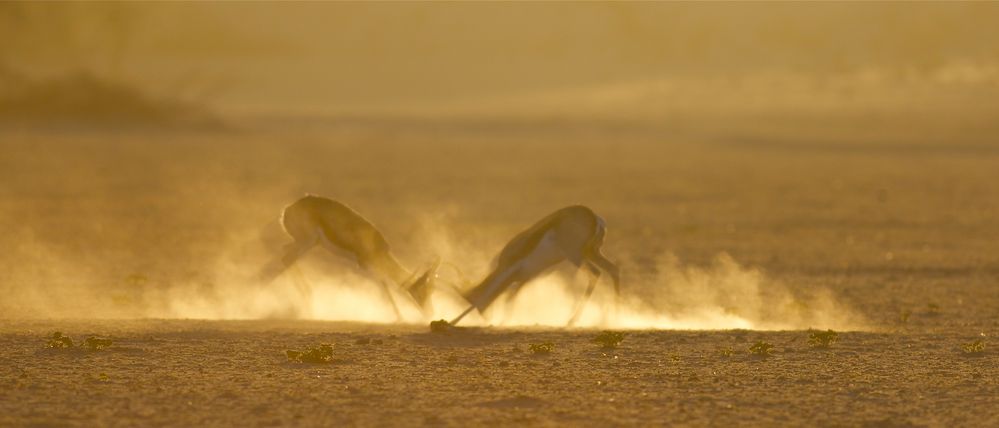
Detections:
4,3,999,119
1,3,997,328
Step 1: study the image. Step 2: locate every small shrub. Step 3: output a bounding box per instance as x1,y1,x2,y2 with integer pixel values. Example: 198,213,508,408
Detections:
926,303,941,317
125,273,148,287
286,344,335,364
808,330,839,349
430,319,451,333
529,342,555,355
748,341,774,357
961,340,985,355
719,347,737,357
46,332,114,351
592,331,626,349
47,332,74,348
82,336,114,351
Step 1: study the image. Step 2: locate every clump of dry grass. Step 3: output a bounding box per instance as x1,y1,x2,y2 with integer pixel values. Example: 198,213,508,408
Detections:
592,331,626,349
46,332,113,351
46,332,74,349
430,320,451,334
529,342,555,355
749,341,774,357
807,329,839,349
898,309,912,325
286,344,335,364
82,336,114,351
925,303,942,317
961,340,985,356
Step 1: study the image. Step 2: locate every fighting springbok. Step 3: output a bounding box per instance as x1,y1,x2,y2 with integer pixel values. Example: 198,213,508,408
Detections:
449,205,620,326
258,195,437,319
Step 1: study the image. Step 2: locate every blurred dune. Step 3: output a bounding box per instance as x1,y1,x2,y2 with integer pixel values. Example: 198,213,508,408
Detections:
0,3,220,130
0,69,221,130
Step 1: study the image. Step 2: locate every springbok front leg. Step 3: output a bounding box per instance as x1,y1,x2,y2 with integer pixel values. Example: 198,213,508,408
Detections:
256,235,317,284
567,263,602,326
449,268,512,325
288,264,314,317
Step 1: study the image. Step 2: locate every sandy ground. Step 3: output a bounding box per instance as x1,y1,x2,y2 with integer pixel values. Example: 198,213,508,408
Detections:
1,117,998,426
0,320,997,427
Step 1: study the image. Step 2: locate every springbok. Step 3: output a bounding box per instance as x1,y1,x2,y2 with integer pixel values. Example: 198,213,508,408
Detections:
258,195,437,320
449,205,620,326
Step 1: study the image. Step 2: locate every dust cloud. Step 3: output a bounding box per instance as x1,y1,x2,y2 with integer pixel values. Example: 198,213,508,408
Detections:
154,222,864,331
2,183,863,331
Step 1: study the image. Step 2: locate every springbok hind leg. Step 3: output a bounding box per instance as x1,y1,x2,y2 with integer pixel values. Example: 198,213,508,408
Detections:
256,241,312,284
589,249,620,296
288,265,314,318
500,281,526,325
567,263,601,326
379,281,405,322
588,249,621,323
